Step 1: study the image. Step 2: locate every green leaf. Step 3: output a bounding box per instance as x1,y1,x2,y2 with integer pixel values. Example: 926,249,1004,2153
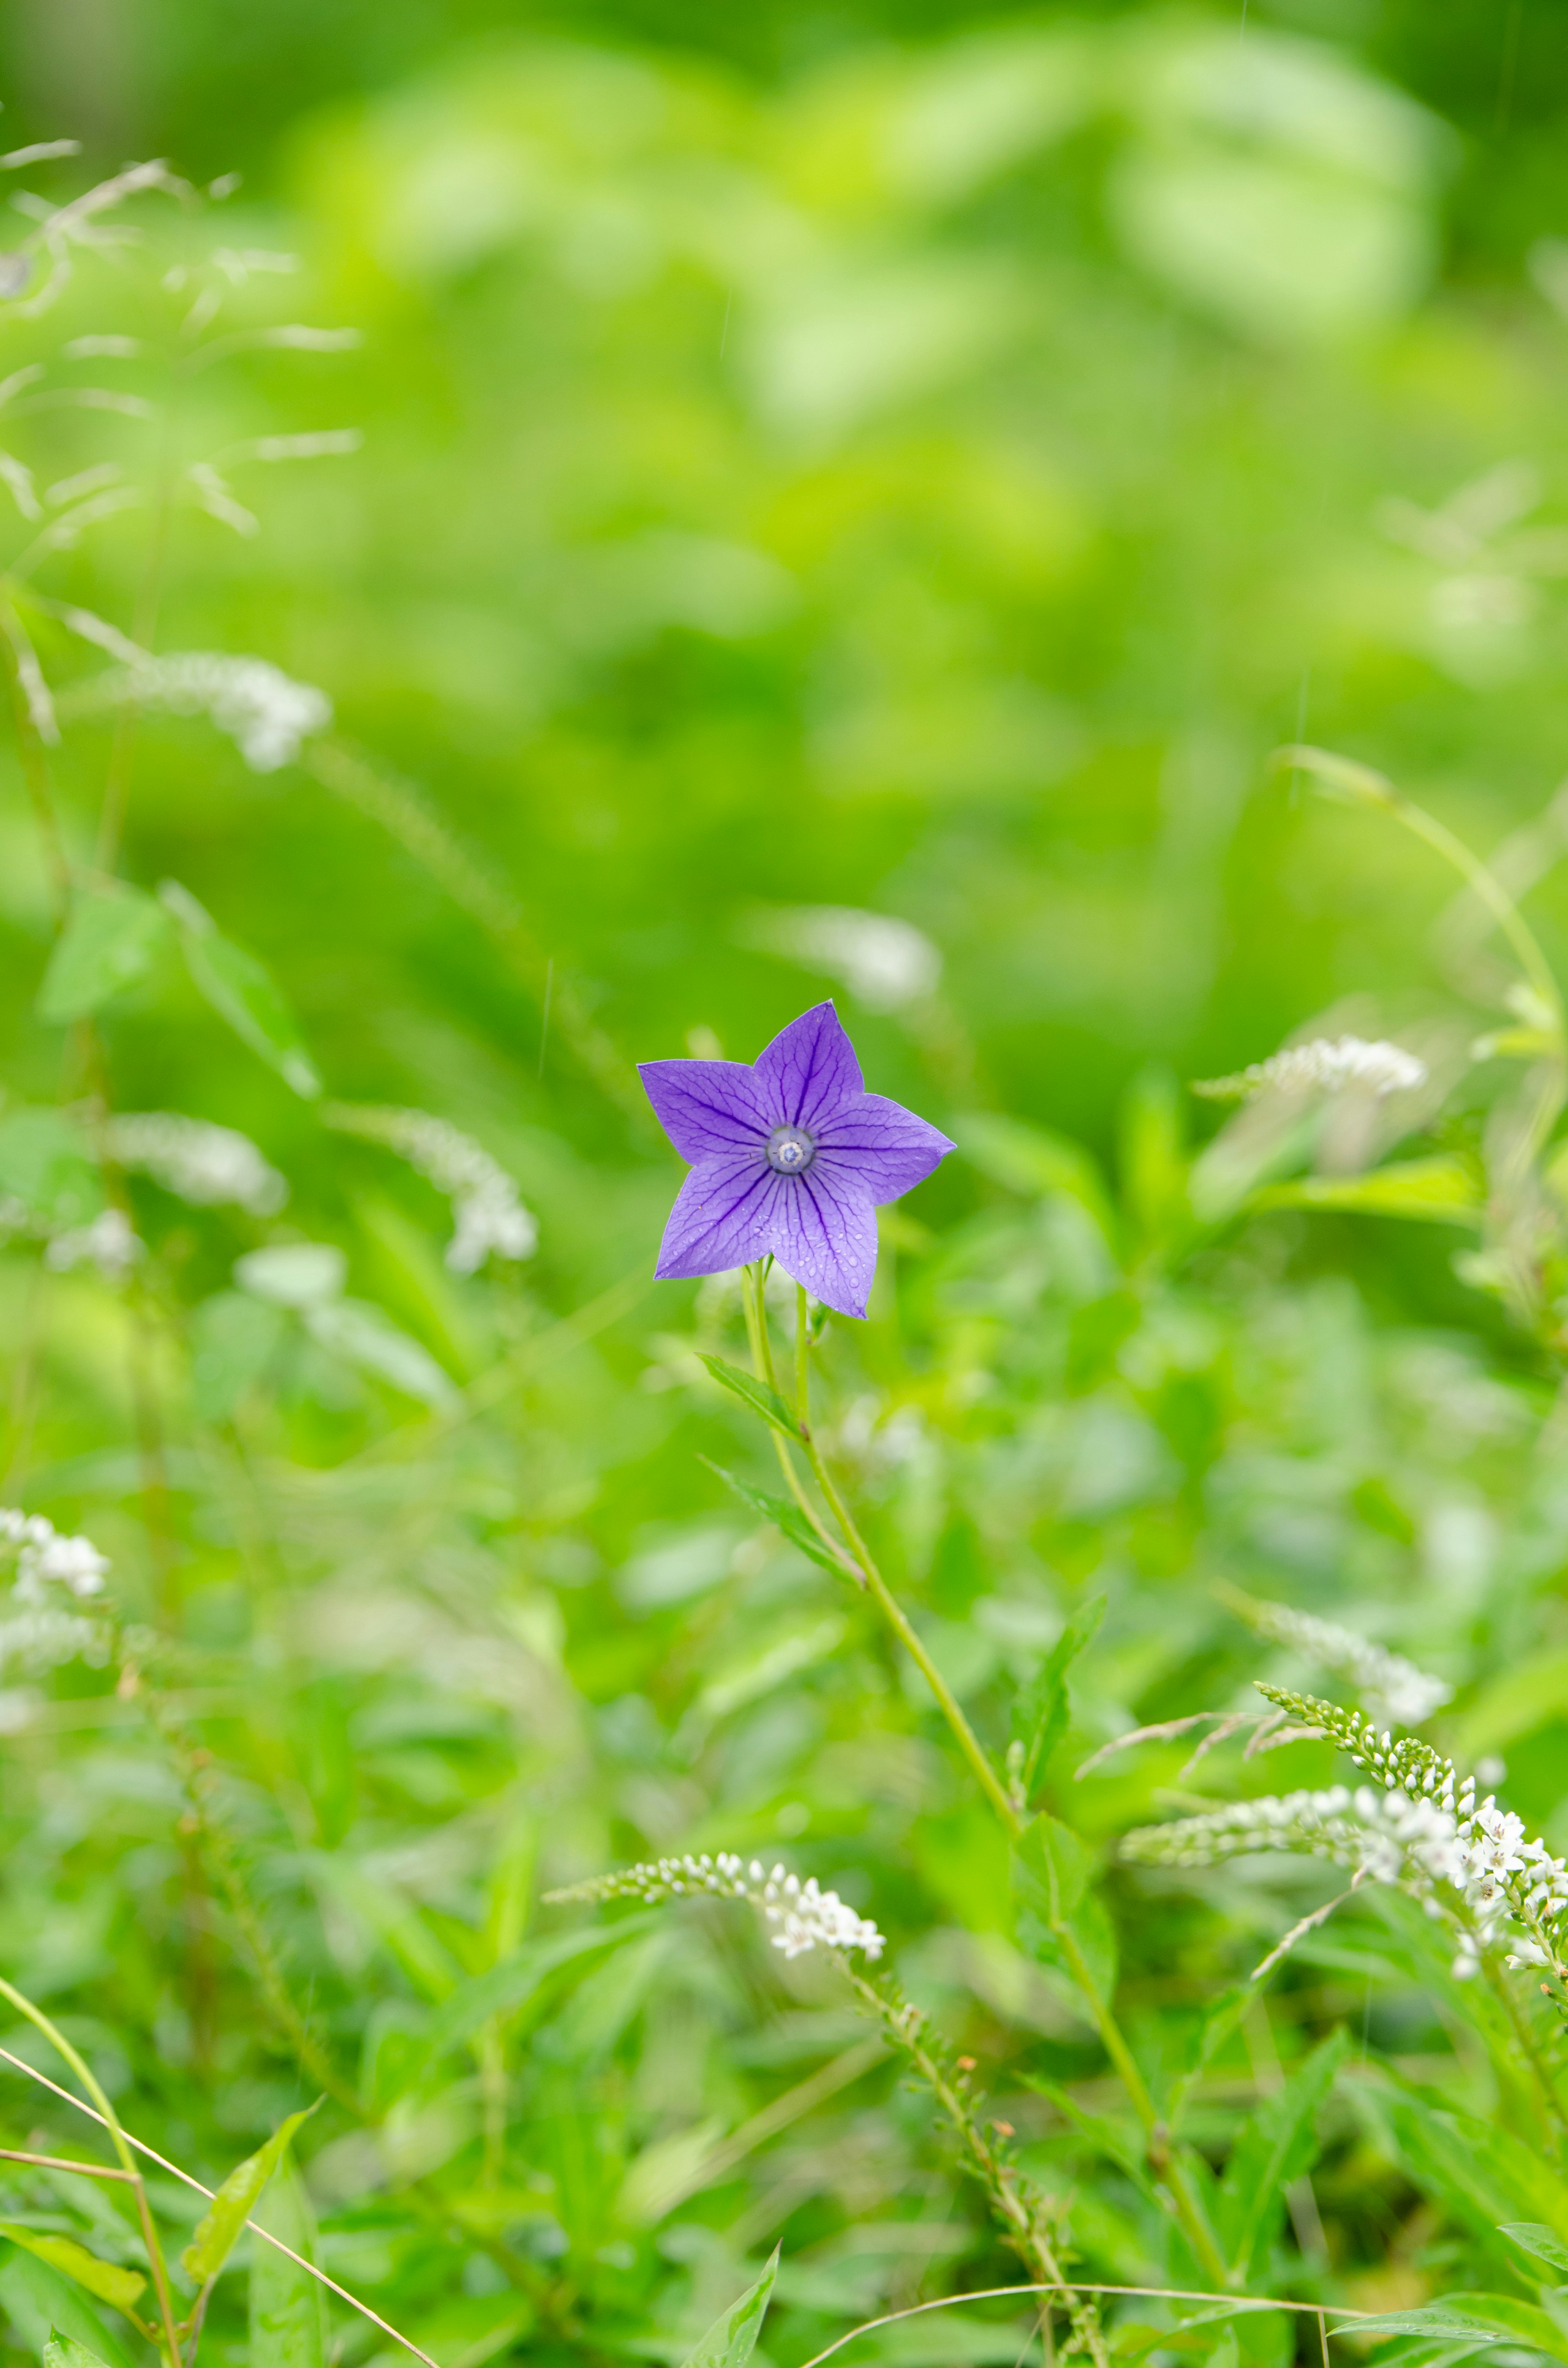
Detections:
44,2328,112,2368
249,2170,323,2368
1502,2224,1568,2276
1251,1155,1483,1226
700,1457,849,1576
419,1914,660,2063
36,885,169,1023
1014,1810,1094,1923
0,2231,143,2318
162,880,321,1097
677,2248,779,2368
1343,2305,1503,2343
0,2254,136,2368
954,1111,1117,1240
181,2101,321,2286
305,1298,459,1408
0,1109,102,1226
1216,2029,1348,2277
1010,1592,1105,1805
697,1353,800,1440
1119,1064,1189,1251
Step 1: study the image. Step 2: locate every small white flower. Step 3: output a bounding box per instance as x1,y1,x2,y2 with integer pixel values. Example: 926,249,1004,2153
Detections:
45,1206,143,1281
322,1105,536,1274
545,1851,884,1961
104,1111,287,1215
1230,1594,1450,1726
739,906,942,1013
1195,1036,1427,1103
70,652,332,771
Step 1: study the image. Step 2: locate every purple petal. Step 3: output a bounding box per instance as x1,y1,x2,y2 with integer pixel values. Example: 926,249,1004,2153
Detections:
764,1165,878,1320
639,1058,774,1162
753,1002,864,1131
654,1152,774,1280
813,1093,956,1203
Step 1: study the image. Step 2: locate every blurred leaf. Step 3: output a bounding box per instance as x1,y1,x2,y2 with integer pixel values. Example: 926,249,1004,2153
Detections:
1251,1155,1483,1224
677,2248,779,2368
700,1456,850,1575
36,885,169,1023
235,1244,346,1308
1014,1811,1093,1923
1216,2029,1347,2277
181,2101,320,2286
189,1291,291,1421
161,879,321,1097
1502,2225,1568,2275
955,1112,1117,1241
698,1354,800,1441
44,2329,111,2368
1119,1065,1189,1254
0,2255,136,2368
305,1297,459,1407
0,2231,143,2317
249,2170,323,2368
0,1109,101,1225
1010,1592,1105,1805
419,1915,661,2064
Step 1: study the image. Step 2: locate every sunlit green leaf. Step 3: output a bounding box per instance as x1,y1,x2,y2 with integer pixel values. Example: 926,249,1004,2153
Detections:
677,2248,779,2368
0,2230,143,2318
36,885,169,1023
161,879,321,1097
700,1456,849,1575
181,2101,320,2286
697,1354,800,1440
1251,1155,1483,1225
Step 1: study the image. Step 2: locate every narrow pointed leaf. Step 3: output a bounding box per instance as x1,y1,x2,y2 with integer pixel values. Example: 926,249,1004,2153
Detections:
678,2248,779,2368
249,2170,324,2368
162,880,320,1097
44,2328,112,2368
1216,2028,1348,2276
0,2255,136,2368
1502,2225,1568,2275
181,2100,321,2285
698,1354,800,1440
1012,1592,1105,1802
0,2230,143,2317
700,1456,849,1575
1252,1155,1483,1225
37,885,169,1023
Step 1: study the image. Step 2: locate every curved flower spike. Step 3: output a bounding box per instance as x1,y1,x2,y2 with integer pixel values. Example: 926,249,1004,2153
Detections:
639,1001,954,1319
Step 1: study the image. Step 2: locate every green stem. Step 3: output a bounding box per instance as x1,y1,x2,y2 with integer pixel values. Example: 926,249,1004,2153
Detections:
0,1974,185,2367
749,1280,1234,2290
1482,1952,1568,2161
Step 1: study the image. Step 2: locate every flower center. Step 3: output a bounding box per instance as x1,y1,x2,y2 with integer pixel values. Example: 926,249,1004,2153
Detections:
766,1124,816,1175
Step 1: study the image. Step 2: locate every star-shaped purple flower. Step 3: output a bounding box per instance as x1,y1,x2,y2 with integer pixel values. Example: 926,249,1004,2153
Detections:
639,1001,955,1320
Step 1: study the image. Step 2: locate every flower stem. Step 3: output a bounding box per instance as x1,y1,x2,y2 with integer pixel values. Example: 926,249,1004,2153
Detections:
1481,1951,1568,2161
0,1973,185,2367
748,1278,1232,2289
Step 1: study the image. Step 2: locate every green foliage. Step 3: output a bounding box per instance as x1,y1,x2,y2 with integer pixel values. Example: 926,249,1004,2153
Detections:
35,888,169,1026
182,2102,320,2286
248,2173,324,2368
0,2234,142,2319
677,2249,779,2368
41,2330,111,2368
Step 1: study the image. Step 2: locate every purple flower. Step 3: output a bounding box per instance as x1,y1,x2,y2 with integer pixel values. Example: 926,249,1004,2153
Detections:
639,1001,954,1319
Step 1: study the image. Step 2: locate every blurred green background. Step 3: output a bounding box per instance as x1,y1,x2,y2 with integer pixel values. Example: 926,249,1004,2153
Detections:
6,0,1568,1232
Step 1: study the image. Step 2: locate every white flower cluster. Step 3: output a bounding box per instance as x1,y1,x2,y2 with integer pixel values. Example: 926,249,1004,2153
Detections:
0,1504,110,1601
1127,1744,1568,1985
1230,1594,1451,1726
0,1508,111,1683
75,653,332,771
1195,1036,1428,1102
44,1205,143,1281
323,1105,536,1274
105,1112,288,1215
545,1851,885,1961
739,906,942,1013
